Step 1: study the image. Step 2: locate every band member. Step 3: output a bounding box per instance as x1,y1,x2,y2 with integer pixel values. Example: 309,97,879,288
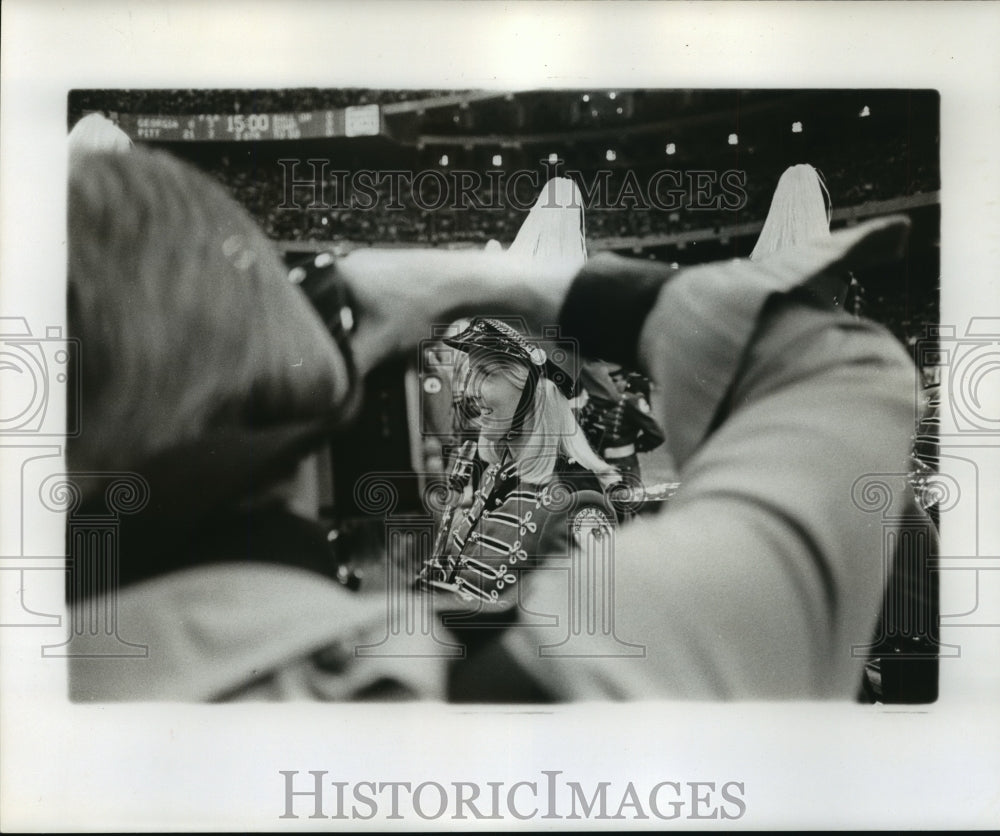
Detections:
426,176,591,487
577,360,665,485
419,317,619,605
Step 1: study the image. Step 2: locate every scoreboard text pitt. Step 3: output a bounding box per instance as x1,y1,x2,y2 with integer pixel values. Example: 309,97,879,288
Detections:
115,104,381,142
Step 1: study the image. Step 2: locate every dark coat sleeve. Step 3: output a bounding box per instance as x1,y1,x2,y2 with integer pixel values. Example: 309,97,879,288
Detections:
624,393,665,452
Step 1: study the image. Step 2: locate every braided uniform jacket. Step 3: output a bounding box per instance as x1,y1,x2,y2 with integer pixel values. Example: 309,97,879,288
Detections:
445,458,615,605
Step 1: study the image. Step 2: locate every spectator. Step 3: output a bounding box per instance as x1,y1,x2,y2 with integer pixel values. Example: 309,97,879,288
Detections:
67,148,436,701
576,360,665,490
338,215,918,699
68,145,922,702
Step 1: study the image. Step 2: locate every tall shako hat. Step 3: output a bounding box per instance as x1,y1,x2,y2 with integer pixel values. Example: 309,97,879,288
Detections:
506,176,588,271
750,163,832,262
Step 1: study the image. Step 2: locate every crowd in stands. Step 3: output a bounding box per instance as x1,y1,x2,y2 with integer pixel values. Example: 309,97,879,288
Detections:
208,148,939,363
68,88,940,354
69,89,938,250
180,133,938,251
67,88,459,129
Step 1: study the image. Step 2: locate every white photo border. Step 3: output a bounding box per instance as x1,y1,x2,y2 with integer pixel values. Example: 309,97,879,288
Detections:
2,0,999,831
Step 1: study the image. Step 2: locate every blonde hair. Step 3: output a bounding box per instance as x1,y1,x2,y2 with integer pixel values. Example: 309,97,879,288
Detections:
470,354,619,489
749,164,832,262
68,149,348,475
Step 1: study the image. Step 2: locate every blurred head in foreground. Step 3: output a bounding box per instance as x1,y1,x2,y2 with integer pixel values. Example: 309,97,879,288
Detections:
68,148,346,506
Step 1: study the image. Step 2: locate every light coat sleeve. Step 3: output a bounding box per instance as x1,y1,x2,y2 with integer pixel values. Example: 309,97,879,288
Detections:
503,217,919,699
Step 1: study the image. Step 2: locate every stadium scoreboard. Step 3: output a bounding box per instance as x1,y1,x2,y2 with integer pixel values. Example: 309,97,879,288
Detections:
112,104,382,141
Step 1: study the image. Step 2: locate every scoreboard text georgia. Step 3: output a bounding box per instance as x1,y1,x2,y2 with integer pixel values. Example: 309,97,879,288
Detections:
113,104,382,141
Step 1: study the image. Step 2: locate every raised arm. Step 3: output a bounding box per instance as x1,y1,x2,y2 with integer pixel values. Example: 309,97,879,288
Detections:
502,217,918,699
338,216,917,699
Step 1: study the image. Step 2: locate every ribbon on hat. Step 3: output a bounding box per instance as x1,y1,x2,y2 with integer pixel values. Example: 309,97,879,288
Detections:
480,317,548,367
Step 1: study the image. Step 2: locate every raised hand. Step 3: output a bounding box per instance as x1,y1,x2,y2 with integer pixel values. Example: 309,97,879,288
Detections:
335,248,578,376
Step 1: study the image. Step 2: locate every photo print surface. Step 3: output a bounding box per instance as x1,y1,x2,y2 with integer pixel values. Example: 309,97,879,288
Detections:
63,87,941,706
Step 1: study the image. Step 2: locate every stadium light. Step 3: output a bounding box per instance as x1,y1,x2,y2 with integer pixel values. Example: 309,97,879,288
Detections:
606,149,617,162
728,133,739,145
492,154,503,166
859,105,871,118
792,121,803,133
439,154,449,166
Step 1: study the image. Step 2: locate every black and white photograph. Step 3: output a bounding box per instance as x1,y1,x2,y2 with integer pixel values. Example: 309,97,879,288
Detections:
61,85,944,705
2,1,999,831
